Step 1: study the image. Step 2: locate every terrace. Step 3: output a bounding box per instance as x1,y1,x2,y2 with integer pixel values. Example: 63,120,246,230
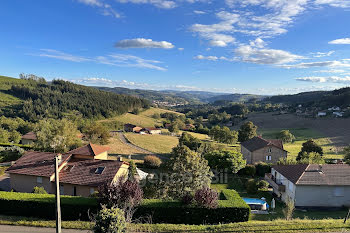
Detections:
265,173,286,193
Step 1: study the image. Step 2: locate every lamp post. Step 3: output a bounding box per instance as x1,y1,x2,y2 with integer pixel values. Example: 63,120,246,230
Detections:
55,154,62,233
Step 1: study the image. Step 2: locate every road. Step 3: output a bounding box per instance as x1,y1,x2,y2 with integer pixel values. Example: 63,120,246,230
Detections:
0,225,91,233
117,132,169,160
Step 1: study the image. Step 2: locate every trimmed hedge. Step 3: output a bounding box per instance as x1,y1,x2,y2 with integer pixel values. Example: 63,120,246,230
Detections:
0,143,33,150
0,189,250,224
0,191,98,221
134,189,250,224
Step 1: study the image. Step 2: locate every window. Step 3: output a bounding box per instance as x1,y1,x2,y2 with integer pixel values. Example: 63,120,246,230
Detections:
73,186,77,196
265,155,272,161
268,148,272,153
90,188,95,195
334,187,344,197
60,185,64,195
95,166,105,174
36,177,43,183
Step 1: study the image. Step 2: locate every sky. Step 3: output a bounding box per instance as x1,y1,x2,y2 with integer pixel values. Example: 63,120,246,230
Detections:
1,0,350,95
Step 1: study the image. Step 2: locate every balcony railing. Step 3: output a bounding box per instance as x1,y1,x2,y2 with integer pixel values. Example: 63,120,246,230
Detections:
265,173,286,192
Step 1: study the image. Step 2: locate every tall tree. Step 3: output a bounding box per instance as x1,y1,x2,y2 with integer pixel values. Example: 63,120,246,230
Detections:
166,145,213,199
204,150,246,173
238,121,257,142
344,146,350,164
83,123,111,145
278,130,295,143
297,139,323,161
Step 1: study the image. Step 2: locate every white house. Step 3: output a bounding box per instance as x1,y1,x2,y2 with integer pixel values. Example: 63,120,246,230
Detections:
265,164,350,207
317,112,327,117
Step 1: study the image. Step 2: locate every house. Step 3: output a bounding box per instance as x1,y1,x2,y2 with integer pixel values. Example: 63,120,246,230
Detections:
124,124,143,133
6,143,129,197
143,127,161,135
328,106,341,111
333,112,344,117
241,137,287,164
317,111,327,117
265,164,350,207
21,132,37,145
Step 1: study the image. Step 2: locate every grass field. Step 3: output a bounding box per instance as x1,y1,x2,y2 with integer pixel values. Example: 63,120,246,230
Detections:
124,133,179,154
0,215,349,233
0,76,26,108
106,136,149,157
259,128,344,160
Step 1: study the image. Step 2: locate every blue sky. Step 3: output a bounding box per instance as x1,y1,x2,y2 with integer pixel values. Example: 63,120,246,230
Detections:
1,0,350,94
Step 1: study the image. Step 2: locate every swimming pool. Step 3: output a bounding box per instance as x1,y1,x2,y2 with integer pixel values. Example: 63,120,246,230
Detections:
243,198,269,210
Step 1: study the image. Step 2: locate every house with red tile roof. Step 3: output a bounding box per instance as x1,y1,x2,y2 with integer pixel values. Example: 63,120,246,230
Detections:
6,143,129,197
266,164,350,207
241,136,287,164
21,132,37,145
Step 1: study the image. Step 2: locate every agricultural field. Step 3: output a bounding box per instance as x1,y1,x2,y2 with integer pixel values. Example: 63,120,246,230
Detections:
0,76,25,108
106,136,149,160
124,133,179,155
259,128,344,160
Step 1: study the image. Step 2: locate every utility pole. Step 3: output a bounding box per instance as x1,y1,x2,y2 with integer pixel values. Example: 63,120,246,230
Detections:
55,155,62,233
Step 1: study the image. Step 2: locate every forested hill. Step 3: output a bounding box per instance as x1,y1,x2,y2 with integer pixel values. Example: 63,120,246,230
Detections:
265,87,350,107
0,75,149,122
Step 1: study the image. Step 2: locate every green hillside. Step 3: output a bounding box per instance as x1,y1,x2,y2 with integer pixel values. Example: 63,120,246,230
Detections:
0,76,26,108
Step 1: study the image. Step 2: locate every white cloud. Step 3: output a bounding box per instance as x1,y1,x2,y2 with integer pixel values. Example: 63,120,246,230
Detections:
234,45,304,65
329,38,350,45
115,38,175,49
193,10,206,14
296,76,350,83
76,0,121,18
312,51,335,57
178,47,184,51
282,60,350,69
314,69,346,73
315,0,350,8
115,0,209,9
31,49,167,71
194,55,219,61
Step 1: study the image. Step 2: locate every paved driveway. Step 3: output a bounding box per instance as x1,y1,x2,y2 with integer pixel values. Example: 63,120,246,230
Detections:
0,173,10,191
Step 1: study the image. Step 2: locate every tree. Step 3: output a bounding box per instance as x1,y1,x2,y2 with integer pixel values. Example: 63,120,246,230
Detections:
35,118,82,153
345,146,350,164
9,131,21,143
278,130,295,143
128,161,137,181
194,187,218,209
204,150,246,173
168,124,179,134
166,145,213,199
209,126,238,144
297,139,323,161
93,206,126,233
0,128,9,143
238,121,257,142
84,123,110,145
297,152,325,164
179,132,202,151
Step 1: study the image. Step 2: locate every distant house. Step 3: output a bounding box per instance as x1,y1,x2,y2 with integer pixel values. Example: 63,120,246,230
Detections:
265,164,350,207
124,124,143,133
143,127,161,135
6,143,128,197
333,112,344,117
241,137,287,164
21,132,37,145
328,106,341,111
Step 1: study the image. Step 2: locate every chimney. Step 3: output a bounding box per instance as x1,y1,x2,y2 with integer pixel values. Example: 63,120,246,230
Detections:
57,154,62,165
118,156,123,162
318,164,323,174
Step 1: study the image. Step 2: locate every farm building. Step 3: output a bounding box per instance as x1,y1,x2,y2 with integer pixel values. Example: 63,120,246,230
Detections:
21,132,37,145
124,124,143,133
143,127,162,135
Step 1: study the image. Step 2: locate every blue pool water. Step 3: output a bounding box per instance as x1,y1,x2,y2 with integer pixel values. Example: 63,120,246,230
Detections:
243,198,269,209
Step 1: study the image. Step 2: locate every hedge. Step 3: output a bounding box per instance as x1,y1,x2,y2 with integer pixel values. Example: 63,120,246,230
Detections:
134,189,250,224
0,189,250,224
0,191,98,221
0,143,33,150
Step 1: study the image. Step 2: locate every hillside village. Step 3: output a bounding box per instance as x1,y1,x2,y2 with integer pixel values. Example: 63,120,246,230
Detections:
0,75,350,233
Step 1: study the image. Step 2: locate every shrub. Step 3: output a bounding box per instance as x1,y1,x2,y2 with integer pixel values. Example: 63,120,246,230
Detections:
93,206,126,233
0,146,25,162
257,180,269,189
283,200,295,221
194,187,218,209
239,165,256,176
255,162,271,177
246,179,258,194
182,193,194,205
143,155,162,169
32,186,47,194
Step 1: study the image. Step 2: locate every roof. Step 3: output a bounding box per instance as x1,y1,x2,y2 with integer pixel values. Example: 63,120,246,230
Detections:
144,127,159,131
21,132,37,140
273,164,350,186
57,159,125,187
67,143,110,156
124,123,137,128
241,136,285,152
6,151,70,177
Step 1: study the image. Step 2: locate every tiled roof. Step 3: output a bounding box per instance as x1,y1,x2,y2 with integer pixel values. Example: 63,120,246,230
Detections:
144,127,159,131
21,132,37,140
273,164,350,185
68,143,110,156
57,159,125,187
241,136,285,152
6,151,70,177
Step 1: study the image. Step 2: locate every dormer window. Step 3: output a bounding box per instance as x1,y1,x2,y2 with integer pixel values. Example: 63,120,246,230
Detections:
95,166,105,174
268,148,272,153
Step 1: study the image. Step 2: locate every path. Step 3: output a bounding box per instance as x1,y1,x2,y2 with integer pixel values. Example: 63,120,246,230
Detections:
117,132,169,160
0,225,90,233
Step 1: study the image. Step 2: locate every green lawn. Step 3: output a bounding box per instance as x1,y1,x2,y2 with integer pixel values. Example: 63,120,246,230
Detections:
259,128,344,160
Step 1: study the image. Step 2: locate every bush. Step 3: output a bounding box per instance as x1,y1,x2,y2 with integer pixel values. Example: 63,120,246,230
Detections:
93,206,126,233
246,179,258,194
32,186,47,194
194,187,218,209
257,180,269,189
143,155,162,169
0,146,25,162
181,193,194,205
255,162,271,177
239,165,256,176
